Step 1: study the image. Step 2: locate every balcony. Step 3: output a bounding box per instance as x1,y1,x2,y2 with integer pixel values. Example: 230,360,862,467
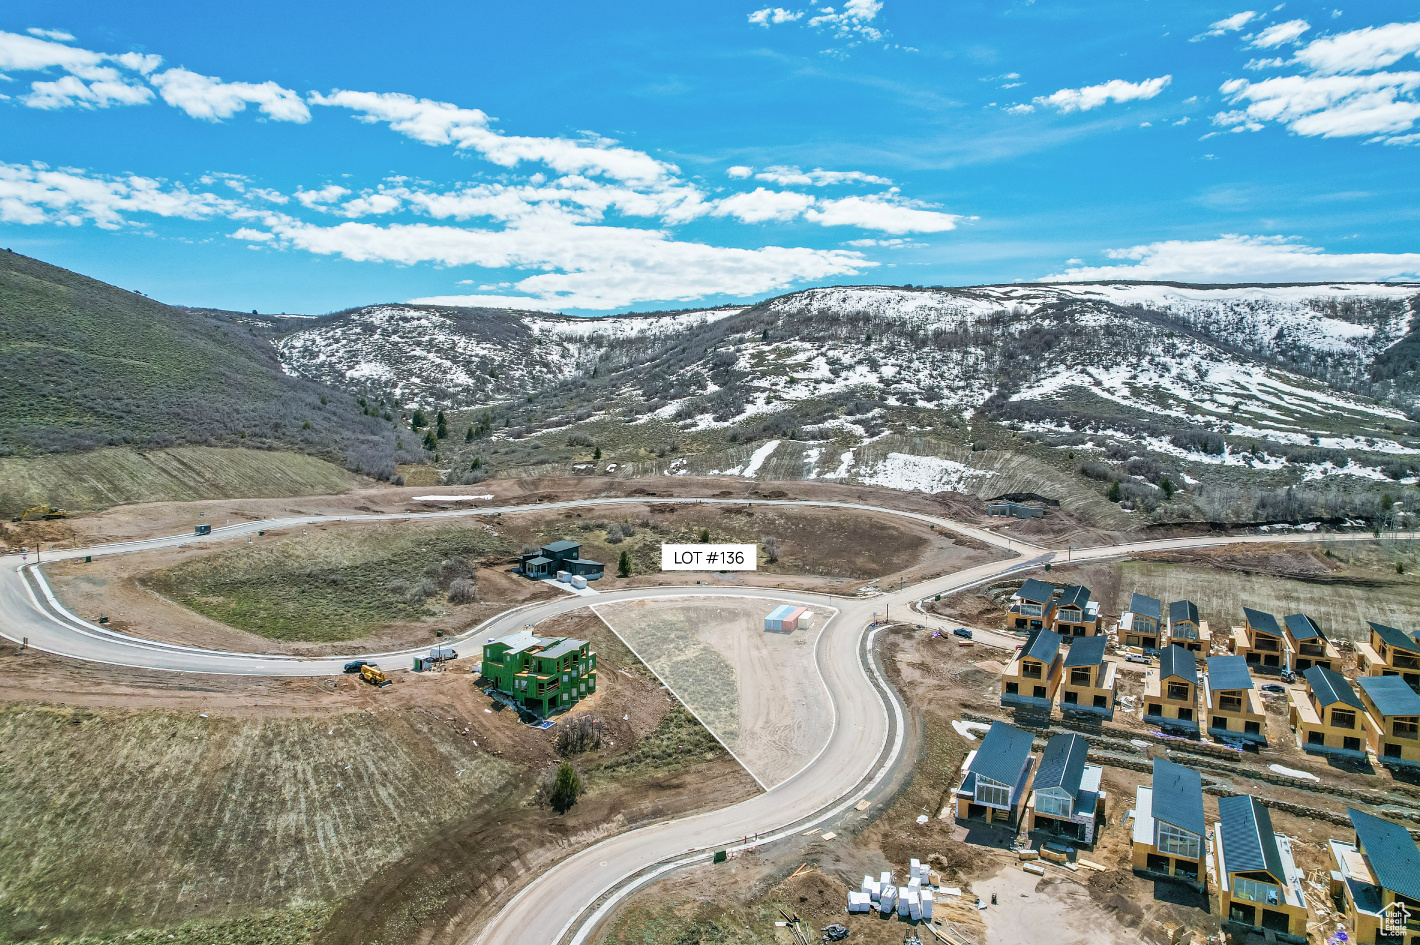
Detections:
1252,639,1280,653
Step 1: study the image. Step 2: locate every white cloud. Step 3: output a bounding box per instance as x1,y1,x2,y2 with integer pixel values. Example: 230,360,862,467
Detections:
748,8,804,26
1198,11,1257,38
1042,234,1420,283
149,68,310,122
24,74,152,109
1033,75,1172,112
726,165,754,178
26,28,75,42
0,30,161,111
1293,20,1420,74
1245,56,1286,69
753,164,892,186
268,216,870,310
804,194,960,233
0,161,242,229
1218,71,1420,137
1250,19,1311,48
1005,103,1035,114
231,227,275,242
312,89,675,183
712,187,816,223
295,184,351,208
755,0,885,45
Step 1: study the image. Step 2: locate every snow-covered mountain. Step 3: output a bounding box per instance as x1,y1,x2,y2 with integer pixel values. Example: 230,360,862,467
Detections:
271,282,1420,513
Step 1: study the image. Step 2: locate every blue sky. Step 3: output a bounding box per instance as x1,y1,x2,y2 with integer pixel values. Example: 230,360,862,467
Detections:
4,1,1420,314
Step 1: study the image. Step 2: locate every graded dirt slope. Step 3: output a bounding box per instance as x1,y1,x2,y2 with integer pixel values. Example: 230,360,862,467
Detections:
594,595,835,788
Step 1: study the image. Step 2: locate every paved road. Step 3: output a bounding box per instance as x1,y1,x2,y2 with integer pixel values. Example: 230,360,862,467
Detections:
1,496,1411,945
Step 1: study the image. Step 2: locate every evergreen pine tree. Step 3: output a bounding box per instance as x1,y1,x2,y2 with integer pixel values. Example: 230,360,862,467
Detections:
618,550,631,578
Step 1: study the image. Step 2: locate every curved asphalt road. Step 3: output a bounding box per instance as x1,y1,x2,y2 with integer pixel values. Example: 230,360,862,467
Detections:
1,496,1412,945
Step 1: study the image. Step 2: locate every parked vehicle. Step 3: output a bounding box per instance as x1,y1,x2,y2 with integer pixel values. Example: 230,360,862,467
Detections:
1261,683,1286,694
952,627,973,639
343,660,371,674
1126,653,1152,665
428,645,458,662
360,663,392,687
195,524,212,536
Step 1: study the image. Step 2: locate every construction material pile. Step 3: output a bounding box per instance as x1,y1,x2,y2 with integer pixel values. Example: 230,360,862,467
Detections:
853,857,934,920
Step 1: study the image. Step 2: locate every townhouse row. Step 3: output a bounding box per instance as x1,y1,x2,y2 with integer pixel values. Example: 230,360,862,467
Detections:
955,721,1420,943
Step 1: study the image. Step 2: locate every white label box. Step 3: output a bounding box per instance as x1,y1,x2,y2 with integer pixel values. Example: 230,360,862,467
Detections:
660,543,758,571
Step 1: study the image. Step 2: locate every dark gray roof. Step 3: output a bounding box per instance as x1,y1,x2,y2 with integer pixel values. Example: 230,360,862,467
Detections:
1057,584,1091,609
1152,758,1205,837
1034,733,1088,797
1284,612,1325,642
523,555,552,566
1357,674,1420,716
1243,607,1282,637
1350,807,1420,903
537,638,587,660
1063,634,1108,668
542,540,581,554
570,558,604,567
1370,621,1420,654
1218,795,1285,884
1016,578,1056,605
1168,600,1199,626
1304,665,1362,710
1159,645,1197,686
1022,628,1062,665
968,721,1035,786
1129,593,1162,620
1207,655,1254,692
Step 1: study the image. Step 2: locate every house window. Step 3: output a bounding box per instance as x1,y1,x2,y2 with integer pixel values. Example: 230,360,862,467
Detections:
1178,707,1194,721
1395,719,1418,740
1167,683,1190,702
1233,877,1281,906
1023,663,1042,680
1244,721,1261,735
1093,695,1108,708
1020,603,1043,618
1330,709,1356,729
1033,686,1047,698
1036,794,1071,818
1156,823,1200,860
1307,731,1326,746
1147,703,1163,717
1063,690,1079,704
976,781,1010,809
1343,736,1362,752
1214,716,1229,731
1070,668,1092,686
1006,682,1019,695
1219,695,1243,713
1386,743,1403,758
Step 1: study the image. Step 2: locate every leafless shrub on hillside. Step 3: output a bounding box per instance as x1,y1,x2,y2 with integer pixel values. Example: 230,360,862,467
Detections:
447,578,477,604
555,713,602,756
606,524,624,544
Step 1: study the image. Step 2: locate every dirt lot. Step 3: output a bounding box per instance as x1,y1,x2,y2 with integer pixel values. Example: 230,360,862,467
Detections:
37,493,1003,655
0,610,758,945
595,596,836,788
0,475,1000,551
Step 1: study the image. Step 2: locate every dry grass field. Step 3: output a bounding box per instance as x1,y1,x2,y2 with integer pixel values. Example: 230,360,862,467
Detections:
0,447,359,516
0,704,517,943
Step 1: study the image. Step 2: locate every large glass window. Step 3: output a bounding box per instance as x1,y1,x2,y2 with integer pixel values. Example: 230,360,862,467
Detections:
1395,719,1419,740
1036,793,1071,817
976,781,1010,808
1020,603,1043,617
1331,709,1356,729
1157,823,1200,859
1233,877,1280,906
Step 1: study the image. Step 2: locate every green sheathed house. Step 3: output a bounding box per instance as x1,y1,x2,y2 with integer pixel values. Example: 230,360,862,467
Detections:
481,627,598,716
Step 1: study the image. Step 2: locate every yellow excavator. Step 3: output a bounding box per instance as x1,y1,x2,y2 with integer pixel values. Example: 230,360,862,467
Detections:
14,506,67,522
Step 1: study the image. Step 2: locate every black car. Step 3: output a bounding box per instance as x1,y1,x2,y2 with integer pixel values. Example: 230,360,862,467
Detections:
952,627,973,639
343,660,370,674
1260,683,1286,694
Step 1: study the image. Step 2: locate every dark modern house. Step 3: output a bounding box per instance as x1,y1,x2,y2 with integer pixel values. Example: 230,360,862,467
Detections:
519,540,604,581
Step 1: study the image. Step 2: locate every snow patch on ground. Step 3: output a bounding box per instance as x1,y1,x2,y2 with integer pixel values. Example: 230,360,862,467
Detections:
856,453,993,493
1268,764,1320,781
742,440,781,478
